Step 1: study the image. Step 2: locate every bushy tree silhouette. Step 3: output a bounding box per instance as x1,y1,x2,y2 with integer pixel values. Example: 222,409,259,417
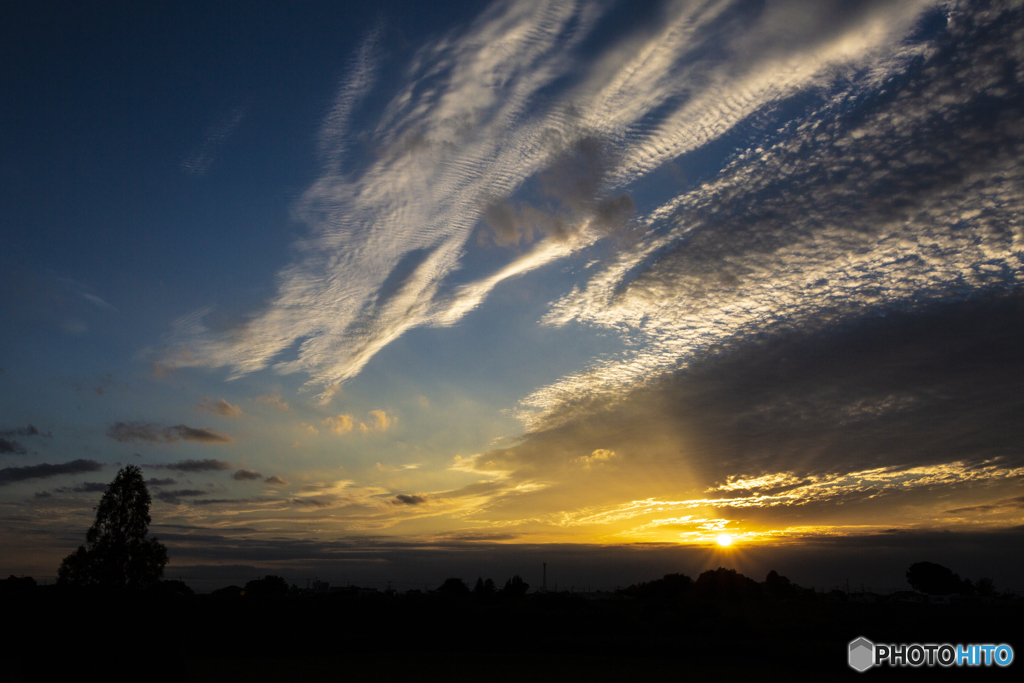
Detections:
906,561,973,595
57,465,167,589
437,577,470,597
975,577,997,598
245,575,288,597
694,567,761,600
502,575,529,597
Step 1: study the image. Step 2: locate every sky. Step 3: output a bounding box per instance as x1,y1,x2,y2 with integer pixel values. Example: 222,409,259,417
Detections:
2,0,1023,593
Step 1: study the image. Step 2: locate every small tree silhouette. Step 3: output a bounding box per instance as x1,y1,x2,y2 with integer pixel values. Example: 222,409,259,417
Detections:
57,465,167,589
502,575,529,597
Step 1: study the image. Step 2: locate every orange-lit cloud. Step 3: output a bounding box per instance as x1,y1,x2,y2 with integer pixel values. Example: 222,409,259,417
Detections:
359,409,392,432
321,414,353,435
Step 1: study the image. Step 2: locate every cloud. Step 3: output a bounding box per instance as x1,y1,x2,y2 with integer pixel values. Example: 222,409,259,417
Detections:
0,425,50,455
155,489,209,505
264,475,289,486
197,398,243,418
526,0,1024,426
80,292,117,312
453,292,1024,535
149,459,232,473
181,105,247,176
255,395,290,412
233,469,264,481
359,410,391,433
146,477,178,487
301,423,319,436
481,136,635,247
0,439,27,455
189,497,271,507
946,496,1024,515
53,482,109,494
321,415,353,435
574,449,615,469
0,460,103,486
159,0,938,399
33,491,52,499
0,425,49,438
392,494,427,506
107,422,234,444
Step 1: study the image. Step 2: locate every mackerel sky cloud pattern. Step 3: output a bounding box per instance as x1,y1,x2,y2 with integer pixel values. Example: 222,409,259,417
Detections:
166,0,951,401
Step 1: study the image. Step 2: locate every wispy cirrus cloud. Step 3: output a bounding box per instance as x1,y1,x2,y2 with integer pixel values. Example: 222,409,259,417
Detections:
181,105,247,176
161,0,940,399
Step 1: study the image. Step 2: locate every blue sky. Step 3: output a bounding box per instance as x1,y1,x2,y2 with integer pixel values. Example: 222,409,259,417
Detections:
2,0,1023,591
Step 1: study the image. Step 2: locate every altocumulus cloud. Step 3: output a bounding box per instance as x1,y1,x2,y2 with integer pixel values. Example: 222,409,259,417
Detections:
107,422,233,444
161,0,939,400
233,469,264,481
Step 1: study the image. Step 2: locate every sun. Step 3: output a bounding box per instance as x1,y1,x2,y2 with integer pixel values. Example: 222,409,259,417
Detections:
716,533,734,547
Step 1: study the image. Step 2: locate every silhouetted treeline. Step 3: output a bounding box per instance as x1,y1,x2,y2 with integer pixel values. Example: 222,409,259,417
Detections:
2,565,1020,683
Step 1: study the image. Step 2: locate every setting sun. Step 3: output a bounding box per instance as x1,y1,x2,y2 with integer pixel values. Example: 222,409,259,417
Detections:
716,534,734,547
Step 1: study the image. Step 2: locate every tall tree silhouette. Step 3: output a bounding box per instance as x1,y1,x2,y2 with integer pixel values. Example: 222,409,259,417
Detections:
57,465,167,589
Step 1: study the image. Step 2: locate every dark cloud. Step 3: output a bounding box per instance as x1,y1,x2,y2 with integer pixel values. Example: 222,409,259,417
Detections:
264,475,288,486
0,460,103,486
33,491,52,499
0,425,51,455
146,477,177,487
149,459,232,473
190,497,268,507
155,489,208,505
392,494,427,506
290,497,332,508
481,293,1024,503
107,422,234,444
53,482,108,494
232,469,263,481
0,439,27,455
482,135,634,247
946,496,1024,515
0,425,48,438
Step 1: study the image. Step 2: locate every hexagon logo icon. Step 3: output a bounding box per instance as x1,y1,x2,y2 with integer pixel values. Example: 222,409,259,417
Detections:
849,637,874,672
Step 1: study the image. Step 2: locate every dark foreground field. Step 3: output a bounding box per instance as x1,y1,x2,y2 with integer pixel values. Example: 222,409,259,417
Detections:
2,581,1020,682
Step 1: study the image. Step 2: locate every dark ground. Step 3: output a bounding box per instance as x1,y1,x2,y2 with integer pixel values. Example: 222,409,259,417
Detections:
1,580,1020,682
